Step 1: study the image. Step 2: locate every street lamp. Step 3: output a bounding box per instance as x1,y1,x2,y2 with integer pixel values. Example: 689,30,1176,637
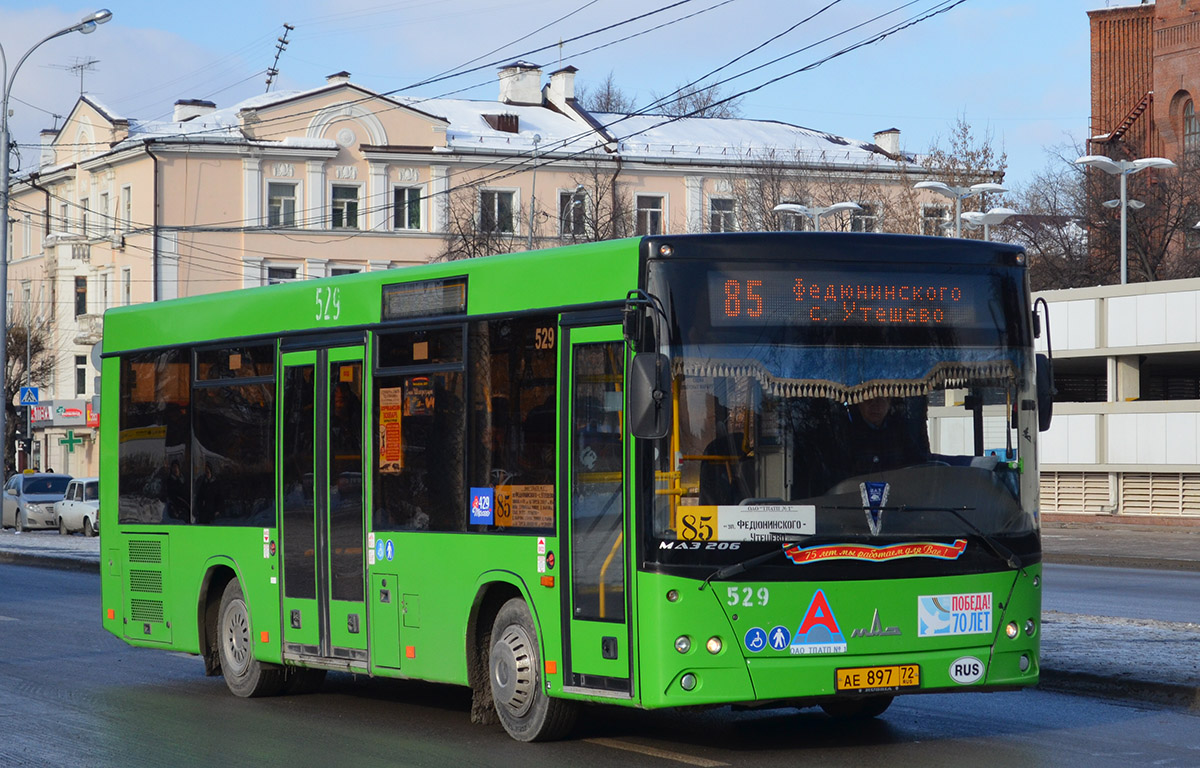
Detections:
1075,154,1175,284
960,207,1017,241
1,9,113,471
527,133,541,249
914,180,1007,238
772,201,862,232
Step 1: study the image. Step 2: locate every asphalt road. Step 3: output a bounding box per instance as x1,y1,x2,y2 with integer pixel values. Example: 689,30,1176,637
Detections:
2,564,1197,768
1043,563,1200,623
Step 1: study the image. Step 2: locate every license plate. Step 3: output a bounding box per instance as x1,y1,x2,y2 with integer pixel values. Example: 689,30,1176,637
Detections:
835,664,920,693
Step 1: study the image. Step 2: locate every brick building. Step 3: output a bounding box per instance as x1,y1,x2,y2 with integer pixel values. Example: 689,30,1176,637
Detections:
1087,0,1200,160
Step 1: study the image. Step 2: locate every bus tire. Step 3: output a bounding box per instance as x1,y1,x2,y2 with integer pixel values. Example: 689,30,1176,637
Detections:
489,598,576,742
217,579,284,698
820,695,893,719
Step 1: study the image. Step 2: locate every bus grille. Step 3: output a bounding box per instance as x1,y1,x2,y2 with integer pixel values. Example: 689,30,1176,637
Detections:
128,569,163,594
128,539,163,564
130,599,165,623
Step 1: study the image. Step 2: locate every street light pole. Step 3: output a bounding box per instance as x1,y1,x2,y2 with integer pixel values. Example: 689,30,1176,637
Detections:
527,133,541,250
772,201,862,232
0,9,112,473
913,181,1008,238
1075,154,1176,284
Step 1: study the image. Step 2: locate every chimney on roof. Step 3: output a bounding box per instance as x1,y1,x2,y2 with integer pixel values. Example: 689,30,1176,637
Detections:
173,99,217,123
498,61,543,106
39,129,58,169
326,71,352,85
873,128,900,157
547,66,577,104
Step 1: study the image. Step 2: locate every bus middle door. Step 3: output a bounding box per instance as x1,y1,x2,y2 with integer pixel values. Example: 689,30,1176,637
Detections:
563,325,631,697
280,345,368,668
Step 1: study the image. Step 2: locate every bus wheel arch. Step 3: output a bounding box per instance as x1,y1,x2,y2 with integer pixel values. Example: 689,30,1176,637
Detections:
198,563,238,677
466,581,523,726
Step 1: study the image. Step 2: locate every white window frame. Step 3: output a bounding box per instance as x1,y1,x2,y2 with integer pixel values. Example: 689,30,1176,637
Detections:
267,181,299,228
708,197,736,233
921,203,950,237
75,355,87,397
635,194,666,236
330,183,361,230
80,197,90,237
393,185,424,231
558,189,587,238
121,267,132,306
851,201,881,233
265,262,301,285
479,188,518,234
121,185,133,232
99,192,110,235
59,202,69,234
22,214,32,257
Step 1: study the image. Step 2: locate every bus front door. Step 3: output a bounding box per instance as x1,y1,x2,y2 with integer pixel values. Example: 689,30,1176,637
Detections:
563,327,631,696
279,346,368,668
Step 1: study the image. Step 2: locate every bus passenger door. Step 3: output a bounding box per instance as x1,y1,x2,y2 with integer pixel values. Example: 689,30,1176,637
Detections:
279,345,368,667
563,326,631,695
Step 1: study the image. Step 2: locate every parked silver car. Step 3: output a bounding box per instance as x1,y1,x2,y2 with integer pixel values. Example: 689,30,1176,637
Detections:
2,473,73,531
54,477,99,536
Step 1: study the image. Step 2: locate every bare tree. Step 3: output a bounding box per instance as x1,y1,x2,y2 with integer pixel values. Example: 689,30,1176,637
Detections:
435,184,524,262
563,158,633,243
1007,151,1094,290
575,71,637,114
651,81,742,119
4,322,56,473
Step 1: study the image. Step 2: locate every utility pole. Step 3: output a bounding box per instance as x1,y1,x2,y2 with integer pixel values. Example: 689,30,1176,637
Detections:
265,23,294,93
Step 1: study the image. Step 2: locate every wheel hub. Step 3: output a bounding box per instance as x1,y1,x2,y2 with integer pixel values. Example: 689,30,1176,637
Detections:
223,600,251,675
491,623,535,717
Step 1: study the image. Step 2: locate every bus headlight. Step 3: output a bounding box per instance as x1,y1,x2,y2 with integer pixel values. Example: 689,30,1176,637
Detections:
706,636,723,655
674,635,691,654
1025,619,1036,636
1005,621,1020,639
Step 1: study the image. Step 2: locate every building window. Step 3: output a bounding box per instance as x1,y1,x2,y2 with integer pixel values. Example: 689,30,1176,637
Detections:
122,267,132,305
852,202,880,233
559,190,586,238
267,266,298,284
268,183,297,227
1186,100,1200,159
777,201,808,231
99,193,110,235
22,214,32,257
121,186,132,231
393,187,422,230
59,202,69,233
330,267,360,276
709,198,736,233
331,185,359,229
480,190,515,233
80,197,89,236
636,195,664,236
921,204,949,236
76,355,87,396
74,276,87,316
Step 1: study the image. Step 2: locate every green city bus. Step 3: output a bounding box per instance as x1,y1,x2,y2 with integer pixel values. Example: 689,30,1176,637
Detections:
99,232,1050,741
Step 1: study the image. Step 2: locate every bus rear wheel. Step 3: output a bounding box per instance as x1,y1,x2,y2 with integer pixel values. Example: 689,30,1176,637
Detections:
820,695,893,719
488,598,576,742
217,580,284,698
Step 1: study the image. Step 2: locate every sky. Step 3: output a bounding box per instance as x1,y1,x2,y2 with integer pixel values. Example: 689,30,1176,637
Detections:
0,0,1113,189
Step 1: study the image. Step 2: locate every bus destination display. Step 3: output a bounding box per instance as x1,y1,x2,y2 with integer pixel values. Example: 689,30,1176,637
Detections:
709,270,993,328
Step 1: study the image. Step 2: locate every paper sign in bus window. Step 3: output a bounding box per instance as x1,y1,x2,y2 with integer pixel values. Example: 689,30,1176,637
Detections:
378,387,403,472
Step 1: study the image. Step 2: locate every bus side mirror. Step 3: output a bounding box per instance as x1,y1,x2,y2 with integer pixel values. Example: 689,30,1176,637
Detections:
629,353,672,440
1036,353,1055,432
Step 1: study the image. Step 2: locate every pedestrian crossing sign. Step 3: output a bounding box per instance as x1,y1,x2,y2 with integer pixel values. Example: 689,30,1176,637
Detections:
19,387,38,405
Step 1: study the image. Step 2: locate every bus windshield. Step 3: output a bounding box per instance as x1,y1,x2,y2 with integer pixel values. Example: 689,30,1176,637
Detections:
646,255,1039,569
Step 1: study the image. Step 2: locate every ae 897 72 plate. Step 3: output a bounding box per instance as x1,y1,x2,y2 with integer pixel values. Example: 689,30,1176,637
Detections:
835,664,920,693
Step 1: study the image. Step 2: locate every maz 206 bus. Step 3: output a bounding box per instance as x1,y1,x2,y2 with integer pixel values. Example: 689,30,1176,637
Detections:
99,232,1052,742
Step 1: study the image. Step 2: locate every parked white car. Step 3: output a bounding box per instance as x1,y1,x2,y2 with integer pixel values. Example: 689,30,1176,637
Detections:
55,477,100,537
2,473,73,531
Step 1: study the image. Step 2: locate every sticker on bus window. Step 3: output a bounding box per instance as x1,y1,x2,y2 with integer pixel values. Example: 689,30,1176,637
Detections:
470,488,495,525
379,387,403,473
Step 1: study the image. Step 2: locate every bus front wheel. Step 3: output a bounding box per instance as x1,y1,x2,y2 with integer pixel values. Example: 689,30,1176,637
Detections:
488,598,576,741
217,580,284,698
820,695,893,719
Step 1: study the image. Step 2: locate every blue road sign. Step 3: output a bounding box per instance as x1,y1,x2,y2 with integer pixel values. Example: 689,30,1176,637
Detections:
19,387,38,405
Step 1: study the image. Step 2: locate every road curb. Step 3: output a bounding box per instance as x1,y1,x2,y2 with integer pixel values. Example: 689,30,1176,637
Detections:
1039,670,1200,713
0,550,99,573
1043,553,1200,572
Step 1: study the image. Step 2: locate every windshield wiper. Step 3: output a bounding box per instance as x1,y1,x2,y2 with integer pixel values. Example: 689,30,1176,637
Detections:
899,505,1023,569
699,539,803,591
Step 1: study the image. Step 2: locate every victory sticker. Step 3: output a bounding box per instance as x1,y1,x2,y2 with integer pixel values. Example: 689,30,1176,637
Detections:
917,592,993,638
